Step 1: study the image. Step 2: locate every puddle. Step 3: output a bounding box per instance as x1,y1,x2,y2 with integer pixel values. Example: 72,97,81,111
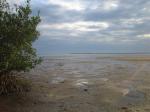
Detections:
119,90,145,106
117,81,145,106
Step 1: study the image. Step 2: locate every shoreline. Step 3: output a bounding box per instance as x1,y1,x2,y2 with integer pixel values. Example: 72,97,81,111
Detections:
1,54,150,112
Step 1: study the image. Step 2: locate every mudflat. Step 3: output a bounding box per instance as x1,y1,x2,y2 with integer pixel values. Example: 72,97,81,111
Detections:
1,54,150,112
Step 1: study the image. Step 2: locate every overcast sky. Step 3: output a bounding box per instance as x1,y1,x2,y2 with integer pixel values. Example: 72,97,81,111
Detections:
9,0,150,55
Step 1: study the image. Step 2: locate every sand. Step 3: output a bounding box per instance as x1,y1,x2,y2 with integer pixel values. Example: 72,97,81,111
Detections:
1,54,150,112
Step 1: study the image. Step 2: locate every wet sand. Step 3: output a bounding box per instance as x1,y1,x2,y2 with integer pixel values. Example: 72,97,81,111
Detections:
1,54,150,112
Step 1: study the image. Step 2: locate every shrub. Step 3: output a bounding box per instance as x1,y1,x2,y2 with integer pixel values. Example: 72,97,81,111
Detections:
0,0,41,95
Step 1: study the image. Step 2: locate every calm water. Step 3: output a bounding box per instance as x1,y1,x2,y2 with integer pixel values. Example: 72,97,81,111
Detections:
34,53,150,82
30,53,150,110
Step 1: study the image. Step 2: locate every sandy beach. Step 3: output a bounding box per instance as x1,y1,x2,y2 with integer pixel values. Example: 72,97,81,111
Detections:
1,54,150,112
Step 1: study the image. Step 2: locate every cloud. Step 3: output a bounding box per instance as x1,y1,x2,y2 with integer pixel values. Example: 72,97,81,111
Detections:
39,21,109,32
46,0,119,11
8,0,150,54
47,0,85,11
143,34,150,38
99,0,119,11
137,34,150,39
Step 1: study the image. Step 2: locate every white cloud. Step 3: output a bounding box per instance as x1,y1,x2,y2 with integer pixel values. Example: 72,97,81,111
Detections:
8,0,150,45
102,0,119,11
120,18,144,25
88,0,119,11
47,0,119,11
144,34,150,38
137,34,150,39
39,21,109,32
48,0,85,11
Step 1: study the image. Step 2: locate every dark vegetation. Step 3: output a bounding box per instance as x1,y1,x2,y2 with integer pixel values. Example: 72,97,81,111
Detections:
0,0,41,95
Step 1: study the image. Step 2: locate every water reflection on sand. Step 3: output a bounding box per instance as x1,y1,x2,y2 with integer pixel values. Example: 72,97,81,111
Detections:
31,54,150,111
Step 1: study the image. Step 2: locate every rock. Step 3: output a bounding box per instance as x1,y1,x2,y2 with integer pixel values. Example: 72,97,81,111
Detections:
33,102,37,105
51,77,65,84
121,106,128,110
84,88,88,92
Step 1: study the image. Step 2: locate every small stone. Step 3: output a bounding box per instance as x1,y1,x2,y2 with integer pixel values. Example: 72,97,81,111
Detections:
121,106,128,110
84,88,88,92
32,101,38,105
63,108,67,111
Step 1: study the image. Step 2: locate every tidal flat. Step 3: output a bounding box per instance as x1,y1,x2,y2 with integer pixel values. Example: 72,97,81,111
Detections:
1,54,150,112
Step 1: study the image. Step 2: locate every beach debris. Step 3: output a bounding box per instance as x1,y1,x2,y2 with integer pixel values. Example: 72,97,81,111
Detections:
51,77,65,84
122,89,130,96
74,79,90,92
75,79,89,87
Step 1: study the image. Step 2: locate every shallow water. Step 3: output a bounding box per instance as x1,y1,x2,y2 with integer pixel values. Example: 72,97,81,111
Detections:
30,54,150,111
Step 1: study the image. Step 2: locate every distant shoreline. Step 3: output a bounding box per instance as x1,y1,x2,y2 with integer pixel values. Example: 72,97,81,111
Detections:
38,52,150,57
71,52,150,54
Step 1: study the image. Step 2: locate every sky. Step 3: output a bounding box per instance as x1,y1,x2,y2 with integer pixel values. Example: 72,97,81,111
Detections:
9,0,150,55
